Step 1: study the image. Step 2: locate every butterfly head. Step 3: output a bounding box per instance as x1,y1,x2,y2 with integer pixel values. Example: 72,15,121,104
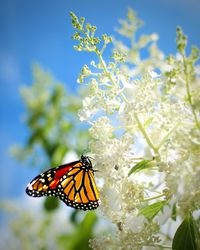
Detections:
81,155,93,169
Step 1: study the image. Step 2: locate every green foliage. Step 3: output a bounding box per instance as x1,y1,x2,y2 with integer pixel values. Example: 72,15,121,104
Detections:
1,201,98,250
6,64,98,250
171,202,177,221
172,214,200,250
139,201,167,221
165,27,200,130
176,26,187,55
128,159,155,176
11,64,89,166
58,212,97,250
70,11,108,53
43,197,60,212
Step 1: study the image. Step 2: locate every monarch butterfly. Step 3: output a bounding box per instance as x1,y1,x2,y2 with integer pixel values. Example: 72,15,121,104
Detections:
26,155,100,210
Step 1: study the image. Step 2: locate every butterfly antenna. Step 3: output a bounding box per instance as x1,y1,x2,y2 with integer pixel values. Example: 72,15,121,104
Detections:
81,151,95,160
88,155,95,160
93,169,100,172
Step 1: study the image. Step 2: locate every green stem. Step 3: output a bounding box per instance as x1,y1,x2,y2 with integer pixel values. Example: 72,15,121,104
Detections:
183,55,200,130
96,50,128,103
80,26,128,105
157,123,178,150
142,193,165,202
100,43,107,55
144,244,171,249
134,113,159,155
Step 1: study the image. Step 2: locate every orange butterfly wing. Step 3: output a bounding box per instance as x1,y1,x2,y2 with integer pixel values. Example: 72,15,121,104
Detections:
59,163,99,210
26,157,100,210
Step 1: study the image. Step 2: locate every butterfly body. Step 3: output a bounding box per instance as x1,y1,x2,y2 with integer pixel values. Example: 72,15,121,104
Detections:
26,156,100,210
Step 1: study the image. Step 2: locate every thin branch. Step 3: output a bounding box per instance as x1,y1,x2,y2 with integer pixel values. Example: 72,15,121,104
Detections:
144,244,171,249
183,55,200,130
134,113,159,155
142,193,165,202
157,123,178,150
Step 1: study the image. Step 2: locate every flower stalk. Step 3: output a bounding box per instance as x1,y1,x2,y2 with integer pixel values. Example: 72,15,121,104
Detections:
134,113,159,155
183,55,200,130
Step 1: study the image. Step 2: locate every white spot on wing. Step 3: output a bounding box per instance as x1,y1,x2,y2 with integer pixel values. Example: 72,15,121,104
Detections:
27,183,33,190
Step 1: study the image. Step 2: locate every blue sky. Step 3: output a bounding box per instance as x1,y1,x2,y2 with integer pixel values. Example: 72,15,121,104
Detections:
0,0,200,200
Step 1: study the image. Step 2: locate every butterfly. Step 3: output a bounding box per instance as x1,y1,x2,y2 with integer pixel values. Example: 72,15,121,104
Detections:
26,155,100,210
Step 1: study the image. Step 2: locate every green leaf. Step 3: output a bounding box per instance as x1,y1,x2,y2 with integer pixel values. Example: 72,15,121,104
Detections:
144,117,153,128
128,159,154,176
139,201,167,221
171,202,177,221
43,196,59,212
70,209,79,225
51,145,68,166
172,214,200,250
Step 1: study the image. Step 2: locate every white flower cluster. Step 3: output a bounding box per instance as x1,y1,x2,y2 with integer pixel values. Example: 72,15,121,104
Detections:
71,9,200,250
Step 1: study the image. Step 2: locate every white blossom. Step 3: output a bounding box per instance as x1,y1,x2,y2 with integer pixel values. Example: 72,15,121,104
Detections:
71,9,200,250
